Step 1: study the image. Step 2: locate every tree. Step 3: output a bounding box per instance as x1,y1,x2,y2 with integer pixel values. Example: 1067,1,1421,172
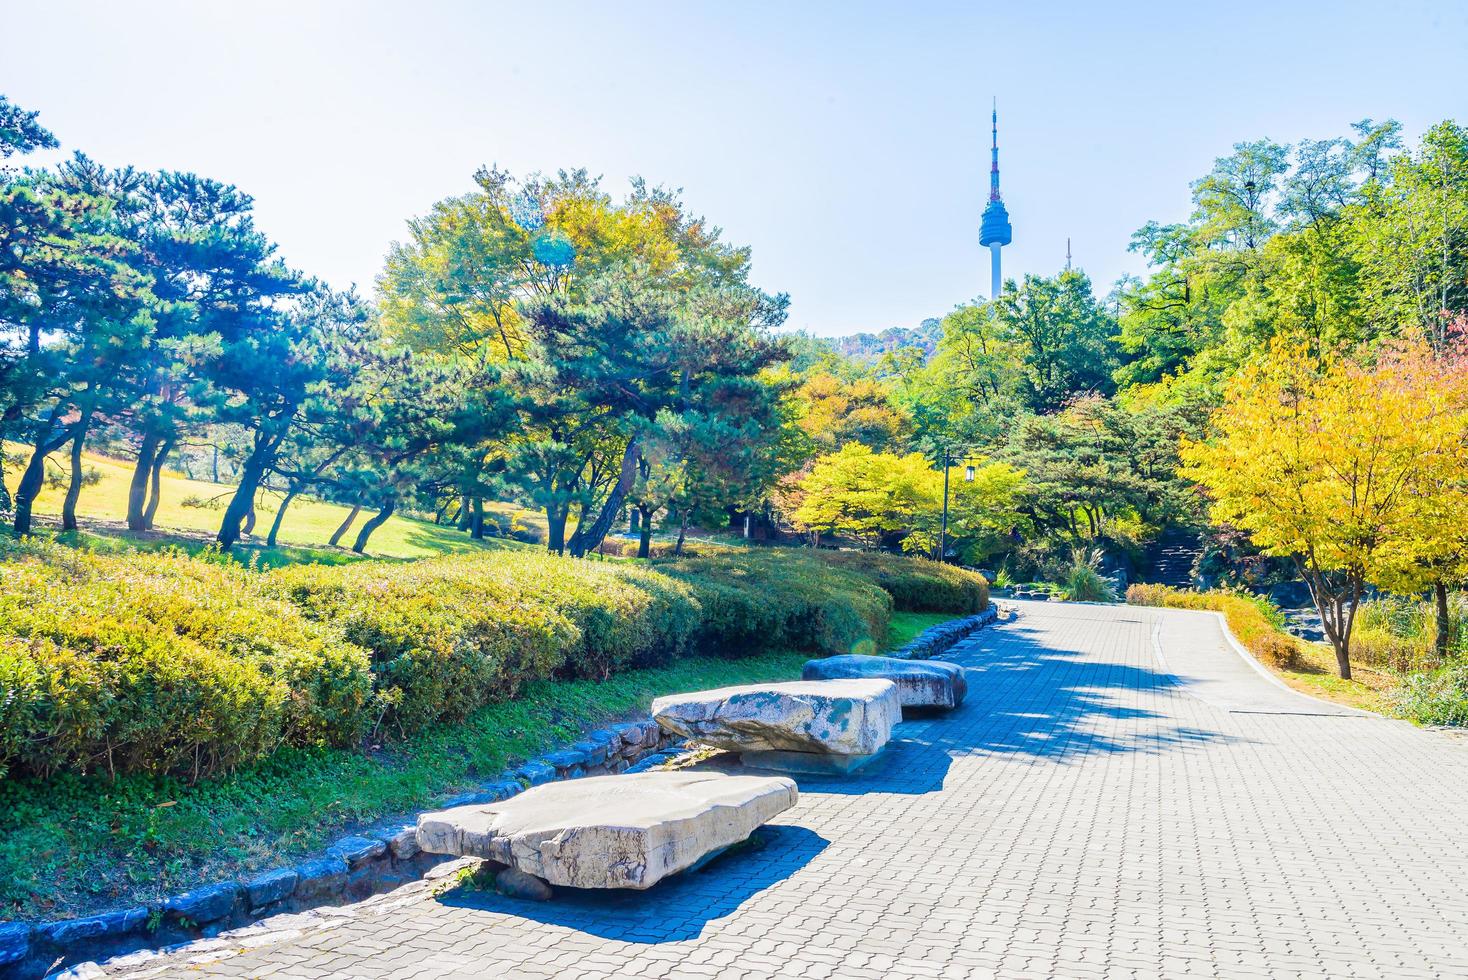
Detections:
1359,318,1468,660
118,171,300,531
213,288,366,551
1182,335,1468,678
1351,121,1468,350
4,155,151,535
789,442,1027,557
380,169,787,556
990,270,1120,413
790,372,907,453
790,443,934,548
0,94,58,160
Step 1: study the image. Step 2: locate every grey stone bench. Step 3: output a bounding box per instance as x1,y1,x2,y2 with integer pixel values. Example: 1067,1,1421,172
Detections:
415,771,796,892
801,654,967,709
651,679,901,774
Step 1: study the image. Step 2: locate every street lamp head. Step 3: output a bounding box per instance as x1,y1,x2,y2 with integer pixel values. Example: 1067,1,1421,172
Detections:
964,464,976,482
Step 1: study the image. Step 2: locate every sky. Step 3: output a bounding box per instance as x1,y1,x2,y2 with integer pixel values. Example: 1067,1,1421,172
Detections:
4,1,1466,337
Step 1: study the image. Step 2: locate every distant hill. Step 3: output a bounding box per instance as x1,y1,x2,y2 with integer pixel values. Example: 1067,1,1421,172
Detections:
834,317,942,364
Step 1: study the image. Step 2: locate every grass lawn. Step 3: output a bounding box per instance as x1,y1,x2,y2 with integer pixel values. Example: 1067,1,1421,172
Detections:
3,443,545,566
0,648,811,921
1273,641,1396,715
884,611,958,651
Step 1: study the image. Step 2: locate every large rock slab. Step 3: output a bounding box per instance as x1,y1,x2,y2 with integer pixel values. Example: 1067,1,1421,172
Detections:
651,680,900,758
801,654,967,709
415,771,796,890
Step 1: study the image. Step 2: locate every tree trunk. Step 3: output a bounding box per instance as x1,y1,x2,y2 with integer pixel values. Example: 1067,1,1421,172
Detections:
352,499,396,554
127,432,163,531
211,444,220,484
329,501,362,547
469,496,486,540
546,510,566,554
456,492,472,531
1298,560,1354,680
1436,579,1452,662
12,407,71,536
218,446,273,551
629,507,641,535
637,504,654,558
568,437,640,558
674,508,689,556
266,486,300,548
242,504,257,536
142,437,173,530
61,410,95,531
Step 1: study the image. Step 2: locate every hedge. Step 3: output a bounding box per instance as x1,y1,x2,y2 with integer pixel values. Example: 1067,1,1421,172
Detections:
0,541,374,781
1126,583,1299,668
267,551,704,732
815,551,989,614
655,550,895,656
0,540,989,782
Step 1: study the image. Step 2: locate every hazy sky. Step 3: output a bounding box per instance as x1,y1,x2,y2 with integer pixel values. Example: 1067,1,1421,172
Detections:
4,1,1466,336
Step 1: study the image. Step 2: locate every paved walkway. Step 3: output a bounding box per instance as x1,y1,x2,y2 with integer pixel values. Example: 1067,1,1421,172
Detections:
101,601,1468,979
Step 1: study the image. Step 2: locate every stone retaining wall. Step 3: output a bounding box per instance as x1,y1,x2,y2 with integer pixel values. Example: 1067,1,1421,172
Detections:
2,720,684,979
888,604,1000,660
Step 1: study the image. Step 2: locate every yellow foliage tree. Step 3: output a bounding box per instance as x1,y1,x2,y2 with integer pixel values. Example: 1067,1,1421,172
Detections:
1182,334,1468,678
789,442,1027,560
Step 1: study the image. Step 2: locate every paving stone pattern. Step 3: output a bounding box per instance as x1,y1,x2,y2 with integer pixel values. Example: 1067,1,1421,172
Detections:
99,601,1468,979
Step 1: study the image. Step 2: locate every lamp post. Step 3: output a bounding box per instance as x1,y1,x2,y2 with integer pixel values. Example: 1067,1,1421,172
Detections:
936,448,979,564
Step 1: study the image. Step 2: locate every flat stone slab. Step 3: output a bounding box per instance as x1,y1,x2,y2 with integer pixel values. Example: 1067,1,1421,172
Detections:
415,771,796,890
651,679,900,756
801,654,967,709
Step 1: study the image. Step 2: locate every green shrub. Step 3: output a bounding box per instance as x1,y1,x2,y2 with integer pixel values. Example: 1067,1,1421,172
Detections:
815,551,989,613
0,541,372,781
268,550,705,733
1392,665,1468,726
657,550,893,655
0,538,989,783
1126,583,1298,669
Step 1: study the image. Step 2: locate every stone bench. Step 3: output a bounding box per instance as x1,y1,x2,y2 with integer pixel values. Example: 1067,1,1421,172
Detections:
651,679,901,774
801,654,967,709
415,771,796,892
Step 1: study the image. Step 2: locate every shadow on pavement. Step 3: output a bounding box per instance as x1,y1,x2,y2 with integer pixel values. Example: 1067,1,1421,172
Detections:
923,612,1235,760
433,824,829,942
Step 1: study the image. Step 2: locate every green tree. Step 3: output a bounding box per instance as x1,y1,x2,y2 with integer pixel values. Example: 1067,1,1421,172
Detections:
992,270,1120,413
4,155,151,535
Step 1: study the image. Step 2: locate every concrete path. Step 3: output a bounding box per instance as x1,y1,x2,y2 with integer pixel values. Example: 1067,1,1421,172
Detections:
100,601,1468,979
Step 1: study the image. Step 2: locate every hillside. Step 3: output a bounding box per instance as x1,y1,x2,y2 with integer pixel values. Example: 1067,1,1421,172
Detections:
835,317,942,364
1,444,541,563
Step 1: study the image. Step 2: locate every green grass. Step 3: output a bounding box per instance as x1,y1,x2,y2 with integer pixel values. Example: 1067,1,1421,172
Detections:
0,648,808,920
4,442,544,565
884,611,957,651
1274,641,1395,715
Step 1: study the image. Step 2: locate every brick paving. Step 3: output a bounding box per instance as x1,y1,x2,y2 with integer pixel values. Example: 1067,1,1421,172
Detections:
102,601,1468,979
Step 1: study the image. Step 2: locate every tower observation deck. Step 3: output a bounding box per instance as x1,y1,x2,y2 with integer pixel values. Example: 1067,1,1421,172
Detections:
979,99,1012,299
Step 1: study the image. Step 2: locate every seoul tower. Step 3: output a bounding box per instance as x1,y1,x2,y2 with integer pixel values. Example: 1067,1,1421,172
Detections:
979,99,1013,299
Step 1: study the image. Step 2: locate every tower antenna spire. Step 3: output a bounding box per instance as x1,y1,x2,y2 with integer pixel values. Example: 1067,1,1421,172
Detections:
989,97,1001,203
1066,238,1072,271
